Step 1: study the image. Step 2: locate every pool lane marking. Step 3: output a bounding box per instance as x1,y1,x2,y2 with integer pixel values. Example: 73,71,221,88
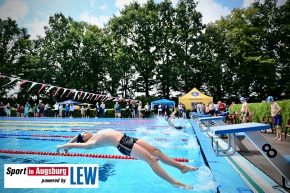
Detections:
203,131,265,193
0,122,110,125
0,149,189,162
0,133,188,141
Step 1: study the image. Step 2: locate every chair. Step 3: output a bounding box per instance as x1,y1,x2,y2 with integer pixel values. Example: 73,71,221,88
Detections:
285,119,290,139
225,112,234,124
247,110,254,122
260,116,275,133
267,116,275,133
234,110,240,124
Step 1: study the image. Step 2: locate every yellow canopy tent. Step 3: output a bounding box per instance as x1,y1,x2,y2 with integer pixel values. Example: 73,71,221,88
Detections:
178,88,213,109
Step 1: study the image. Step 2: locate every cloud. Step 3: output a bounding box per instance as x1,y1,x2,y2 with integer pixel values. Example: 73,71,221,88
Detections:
0,0,29,21
100,5,107,10
80,12,110,27
23,18,48,39
196,0,231,24
115,0,148,10
243,0,287,7
90,0,96,7
114,0,230,24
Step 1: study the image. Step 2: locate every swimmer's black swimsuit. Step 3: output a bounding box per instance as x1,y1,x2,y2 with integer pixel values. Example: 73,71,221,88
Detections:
117,134,138,156
175,126,183,130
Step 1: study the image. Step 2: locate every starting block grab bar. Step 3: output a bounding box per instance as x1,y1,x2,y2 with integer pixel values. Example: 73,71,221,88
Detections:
195,120,290,187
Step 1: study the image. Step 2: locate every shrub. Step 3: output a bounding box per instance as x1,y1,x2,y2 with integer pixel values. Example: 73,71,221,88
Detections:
229,100,290,132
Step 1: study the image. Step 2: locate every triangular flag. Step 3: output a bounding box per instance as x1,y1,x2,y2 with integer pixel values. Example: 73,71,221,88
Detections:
54,87,61,96
45,85,55,93
66,89,74,97
18,80,28,86
28,82,38,91
82,92,88,100
74,90,79,99
90,94,96,100
94,94,99,100
78,91,83,99
38,84,47,94
2,77,18,87
61,89,67,97
86,93,92,100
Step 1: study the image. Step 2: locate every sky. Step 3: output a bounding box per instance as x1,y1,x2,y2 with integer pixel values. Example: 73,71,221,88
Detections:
0,0,286,40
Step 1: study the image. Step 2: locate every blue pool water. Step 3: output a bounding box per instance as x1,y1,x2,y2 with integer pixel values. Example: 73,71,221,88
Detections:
0,117,217,193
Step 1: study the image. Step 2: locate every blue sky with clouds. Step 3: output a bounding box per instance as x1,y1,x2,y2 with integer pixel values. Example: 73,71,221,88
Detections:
0,0,286,39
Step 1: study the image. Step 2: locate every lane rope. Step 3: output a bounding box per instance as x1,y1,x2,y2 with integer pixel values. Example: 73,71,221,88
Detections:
0,149,188,162
0,134,188,141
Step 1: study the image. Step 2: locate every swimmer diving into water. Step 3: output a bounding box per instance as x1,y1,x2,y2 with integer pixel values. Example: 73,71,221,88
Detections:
166,110,186,130
56,129,198,189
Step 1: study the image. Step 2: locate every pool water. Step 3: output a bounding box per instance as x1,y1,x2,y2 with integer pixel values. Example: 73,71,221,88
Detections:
0,117,217,193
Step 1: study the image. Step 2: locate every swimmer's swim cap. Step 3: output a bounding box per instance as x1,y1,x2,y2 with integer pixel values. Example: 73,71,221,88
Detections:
266,96,274,102
165,117,169,121
77,133,85,143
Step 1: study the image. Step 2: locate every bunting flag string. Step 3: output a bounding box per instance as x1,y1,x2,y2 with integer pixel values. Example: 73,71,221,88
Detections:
54,87,61,96
86,93,92,100
73,90,78,99
66,89,74,97
94,94,99,100
18,80,28,86
2,77,19,87
78,91,83,99
60,88,67,98
38,84,46,94
45,85,55,93
82,92,88,100
0,74,138,103
28,82,38,91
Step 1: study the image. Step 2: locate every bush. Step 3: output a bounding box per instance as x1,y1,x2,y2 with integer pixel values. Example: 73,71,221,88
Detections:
229,100,290,132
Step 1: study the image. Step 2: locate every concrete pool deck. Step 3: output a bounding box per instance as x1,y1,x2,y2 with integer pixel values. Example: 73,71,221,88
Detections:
237,132,290,192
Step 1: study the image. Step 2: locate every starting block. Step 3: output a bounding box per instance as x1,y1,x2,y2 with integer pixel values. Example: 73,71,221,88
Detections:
198,116,225,132
209,123,290,186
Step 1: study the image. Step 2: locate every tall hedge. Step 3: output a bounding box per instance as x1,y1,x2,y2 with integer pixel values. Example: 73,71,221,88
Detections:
229,100,290,132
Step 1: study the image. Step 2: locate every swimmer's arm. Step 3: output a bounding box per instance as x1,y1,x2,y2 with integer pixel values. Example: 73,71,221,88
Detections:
57,142,94,154
68,136,78,143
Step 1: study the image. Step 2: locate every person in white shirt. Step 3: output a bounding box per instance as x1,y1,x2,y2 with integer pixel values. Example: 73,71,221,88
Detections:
53,102,59,117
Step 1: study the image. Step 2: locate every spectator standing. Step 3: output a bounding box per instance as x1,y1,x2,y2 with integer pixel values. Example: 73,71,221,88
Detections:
19,104,24,117
138,102,142,118
39,103,45,117
86,106,91,118
33,103,38,117
114,102,121,118
24,102,31,117
131,103,135,118
240,97,248,123
65,103,69,117
59,104,63,117
145,103,150,118
95,102,100,118
69,103,74,118
81,106,85,118
178,102,183,118
266,96,283,141
53,102,59,118
6,103,11,117
134,103,139,118
100,102,106,118
125,102,130,118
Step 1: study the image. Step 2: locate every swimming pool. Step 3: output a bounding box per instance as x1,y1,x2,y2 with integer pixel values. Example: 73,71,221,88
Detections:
0,117,217,193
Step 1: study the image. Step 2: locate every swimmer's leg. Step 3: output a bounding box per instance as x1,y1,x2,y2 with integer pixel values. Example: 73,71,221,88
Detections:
131,143,192,189
136,140,198,173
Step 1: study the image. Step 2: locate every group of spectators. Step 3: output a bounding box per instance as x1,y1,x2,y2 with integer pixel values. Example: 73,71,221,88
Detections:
191,101,228,117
